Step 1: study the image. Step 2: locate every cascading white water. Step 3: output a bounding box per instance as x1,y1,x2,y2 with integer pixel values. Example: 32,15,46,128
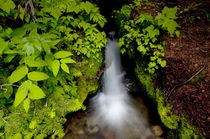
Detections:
90,38,154,139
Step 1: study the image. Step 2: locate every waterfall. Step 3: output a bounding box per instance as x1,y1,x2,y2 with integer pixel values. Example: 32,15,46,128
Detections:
90,38,154,139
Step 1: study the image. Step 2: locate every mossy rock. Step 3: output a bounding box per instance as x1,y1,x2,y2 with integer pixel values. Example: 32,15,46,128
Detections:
178,118,204,139
135,63,156,100
134,61,204,138
156,89,179,129
77,53,103,102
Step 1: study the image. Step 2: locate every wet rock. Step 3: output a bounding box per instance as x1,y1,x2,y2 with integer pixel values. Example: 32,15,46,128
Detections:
87,125,99,134
77,129,84,135
145,128,156,139
152,125,163,137
101,129,116,139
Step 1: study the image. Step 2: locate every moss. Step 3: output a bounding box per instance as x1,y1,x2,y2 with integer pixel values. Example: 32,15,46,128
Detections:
77,53,103,102
156,89,179,129
179,118,204,139
134,61,205,137
135,63,156,100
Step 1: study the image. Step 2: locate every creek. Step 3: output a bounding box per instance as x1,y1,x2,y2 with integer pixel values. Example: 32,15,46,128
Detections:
63,37,164,139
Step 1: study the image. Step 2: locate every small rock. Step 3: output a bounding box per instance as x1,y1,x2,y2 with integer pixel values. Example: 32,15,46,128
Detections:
87,125,99,134
77,129,84,135
194,64,198,68
152,125,163,137
145,128,156,139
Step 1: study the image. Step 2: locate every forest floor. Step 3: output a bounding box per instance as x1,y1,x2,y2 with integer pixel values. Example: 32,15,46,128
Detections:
153,0,210,137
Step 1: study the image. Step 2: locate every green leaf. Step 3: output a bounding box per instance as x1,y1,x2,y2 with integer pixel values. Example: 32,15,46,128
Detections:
160,60,166,67
19,6,25,20
0,39,8,56
28,71,49,81
29,121,37,129
23,98,30,113
14,80,32,107
137,45,146,55
175,31,180,37
25,56,47,67
4,54,16,63
0,110,4,118
9,65,28,84
54,51,73,59
50,60,60,77
49,111,56,118
4,86,13,99
61,63,69,73
0,0,16,14
29,84,46,99
60,58,76,64
23,43,35,56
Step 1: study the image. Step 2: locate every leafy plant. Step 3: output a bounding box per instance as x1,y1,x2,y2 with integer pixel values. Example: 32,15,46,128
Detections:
0,0,106,138
115,3,180,74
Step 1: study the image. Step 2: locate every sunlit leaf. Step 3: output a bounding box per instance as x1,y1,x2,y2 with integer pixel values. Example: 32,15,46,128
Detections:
14,80,32,107
29,84,46,99
50,60,60,77
60,58,76,64
23,98,30,113
61,63,69,73
54,51,73,59
8,65,28,84
28,71,49,81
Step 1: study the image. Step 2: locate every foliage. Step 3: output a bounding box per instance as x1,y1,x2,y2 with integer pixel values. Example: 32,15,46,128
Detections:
115,2,180,74
0,0,106,138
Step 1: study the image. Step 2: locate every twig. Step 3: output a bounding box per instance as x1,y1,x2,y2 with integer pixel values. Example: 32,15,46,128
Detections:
24,0,36,22
0,84,28,100
1,117,8,124
166,66,206,100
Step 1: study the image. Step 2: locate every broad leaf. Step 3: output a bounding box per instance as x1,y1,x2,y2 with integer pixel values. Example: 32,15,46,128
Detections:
29,84,46,99
14,80,32,107
54,51,73,59
4,54,16,63
25,56,47,67
60,58,76,64
61,63,69,73
23,98,30,113
4,86,13,99
0,39,8,56
9,65,28,84
28,71,49,81
0,0,16,14
50,60,60,77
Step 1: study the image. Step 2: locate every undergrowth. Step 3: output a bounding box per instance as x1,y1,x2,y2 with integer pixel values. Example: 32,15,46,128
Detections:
114,0,180,74
0,0,106,138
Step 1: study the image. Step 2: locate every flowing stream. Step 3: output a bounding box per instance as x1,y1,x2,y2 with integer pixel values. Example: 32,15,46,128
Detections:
90,38,155,139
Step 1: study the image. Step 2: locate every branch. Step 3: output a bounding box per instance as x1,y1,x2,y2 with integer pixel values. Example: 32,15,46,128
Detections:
166,66,206,100
24,0,36,22
0,84,28,98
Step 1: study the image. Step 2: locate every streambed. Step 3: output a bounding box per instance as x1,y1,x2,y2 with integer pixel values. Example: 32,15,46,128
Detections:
62,39,165,139
63,97,164,139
